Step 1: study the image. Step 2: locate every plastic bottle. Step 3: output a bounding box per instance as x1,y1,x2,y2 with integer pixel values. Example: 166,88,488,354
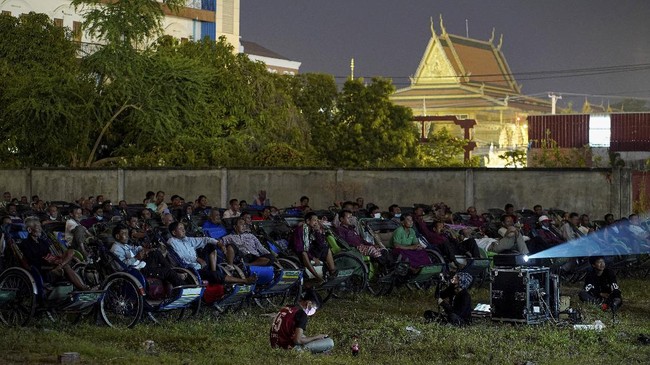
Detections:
351,336,359,356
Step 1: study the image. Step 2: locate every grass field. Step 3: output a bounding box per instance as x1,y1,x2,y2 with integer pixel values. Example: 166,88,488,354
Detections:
1,278,650,364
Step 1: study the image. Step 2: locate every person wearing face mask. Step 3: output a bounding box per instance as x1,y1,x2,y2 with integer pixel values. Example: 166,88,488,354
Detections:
80,206,105,229
388,204,402,224
42,204,63,224
367,204,382,219
270,289,334,353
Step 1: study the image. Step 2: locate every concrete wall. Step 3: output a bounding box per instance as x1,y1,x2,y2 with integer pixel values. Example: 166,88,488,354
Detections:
0,168,633,219
121,169,225,206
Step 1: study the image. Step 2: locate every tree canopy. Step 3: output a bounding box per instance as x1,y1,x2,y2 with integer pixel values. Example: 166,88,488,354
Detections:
0,5,471,169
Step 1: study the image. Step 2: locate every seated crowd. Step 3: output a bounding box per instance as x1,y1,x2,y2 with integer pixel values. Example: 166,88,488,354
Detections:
0,190,645,343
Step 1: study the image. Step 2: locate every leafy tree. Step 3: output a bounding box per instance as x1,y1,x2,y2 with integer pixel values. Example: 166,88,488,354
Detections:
286,73,339,163
0,13,95,167
71,0,185,49
419,127,478,167
150,37,312,167
498,150,527,168
333,78,419,167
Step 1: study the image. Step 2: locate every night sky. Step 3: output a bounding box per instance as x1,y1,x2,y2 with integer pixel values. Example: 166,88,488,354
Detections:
241,0,650,108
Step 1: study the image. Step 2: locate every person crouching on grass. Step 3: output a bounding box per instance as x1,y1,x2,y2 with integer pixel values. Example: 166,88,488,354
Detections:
579,256,622,312
270,290,334,354
424,272,473,326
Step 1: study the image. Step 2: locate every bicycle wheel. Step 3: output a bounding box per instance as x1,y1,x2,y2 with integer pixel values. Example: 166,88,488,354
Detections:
323,252,368,302
0,268,37,326
100,274,144,328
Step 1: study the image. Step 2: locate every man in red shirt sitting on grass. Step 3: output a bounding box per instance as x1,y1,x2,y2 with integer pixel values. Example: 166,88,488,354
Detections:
270,290,334,354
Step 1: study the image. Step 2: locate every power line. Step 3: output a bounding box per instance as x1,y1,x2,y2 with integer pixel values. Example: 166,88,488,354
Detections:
326,63,650,84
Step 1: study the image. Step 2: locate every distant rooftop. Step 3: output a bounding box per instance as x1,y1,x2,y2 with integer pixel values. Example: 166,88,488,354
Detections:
241,40,292,61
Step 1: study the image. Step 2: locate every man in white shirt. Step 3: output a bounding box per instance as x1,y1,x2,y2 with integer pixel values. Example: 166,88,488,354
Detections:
222,199,241,219
111,225,185,286
166,222,254,285
65,206,90,258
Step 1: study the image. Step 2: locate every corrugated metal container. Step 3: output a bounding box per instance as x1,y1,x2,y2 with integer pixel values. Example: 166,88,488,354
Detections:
527,115,589,148
611,113,650,152
200,21,216,41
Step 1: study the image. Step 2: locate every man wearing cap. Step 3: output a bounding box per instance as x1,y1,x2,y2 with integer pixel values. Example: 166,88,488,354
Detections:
424,272,473,326
270,290,334,353
529,215,565,253
579,256,622,312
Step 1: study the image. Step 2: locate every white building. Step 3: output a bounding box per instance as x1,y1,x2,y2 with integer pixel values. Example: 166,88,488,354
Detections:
241,40,301,75
1,0,300,73
0,0,239,49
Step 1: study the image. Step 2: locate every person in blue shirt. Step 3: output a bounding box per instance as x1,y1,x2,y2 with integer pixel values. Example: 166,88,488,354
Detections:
167,222,255,286
202,209,227,240
110,224,185,287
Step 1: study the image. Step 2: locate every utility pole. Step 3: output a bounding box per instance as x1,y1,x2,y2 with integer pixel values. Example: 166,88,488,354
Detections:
350,58,355,80
548,93,562,115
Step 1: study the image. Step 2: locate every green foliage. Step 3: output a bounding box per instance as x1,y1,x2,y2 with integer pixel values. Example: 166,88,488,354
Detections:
71,0,185,48
0,13,95,167
498,149,527,168
531,129,590,167
332,78,420,168
609,151,626,168
419,127,478,167
286,73,339,163
1,7,430,169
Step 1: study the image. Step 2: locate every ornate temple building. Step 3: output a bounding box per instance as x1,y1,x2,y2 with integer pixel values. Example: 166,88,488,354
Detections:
390,16,551,165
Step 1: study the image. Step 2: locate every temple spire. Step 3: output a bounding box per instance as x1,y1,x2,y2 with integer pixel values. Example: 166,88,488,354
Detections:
497,34,503,51
430,16,435,37
439,14,447,35
489,28,495,43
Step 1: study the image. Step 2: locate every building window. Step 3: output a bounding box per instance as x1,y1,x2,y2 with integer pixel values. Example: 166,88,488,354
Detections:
53,18,63,27
72,21,82,42
1,11,11,16
589,114,611,147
